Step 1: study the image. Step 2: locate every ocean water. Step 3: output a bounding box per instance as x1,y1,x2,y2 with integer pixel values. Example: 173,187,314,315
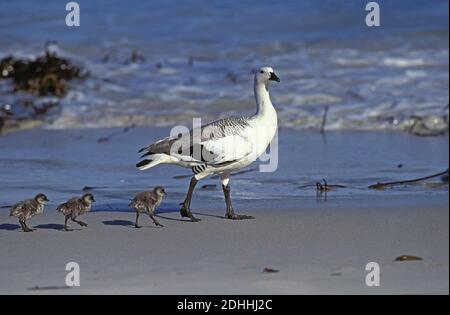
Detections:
0,0,449,132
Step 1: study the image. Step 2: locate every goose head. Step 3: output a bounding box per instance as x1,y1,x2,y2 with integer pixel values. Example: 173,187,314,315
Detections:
255,66,280,85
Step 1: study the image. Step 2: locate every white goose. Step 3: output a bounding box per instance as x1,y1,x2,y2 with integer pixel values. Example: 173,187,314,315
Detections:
137,66,280,221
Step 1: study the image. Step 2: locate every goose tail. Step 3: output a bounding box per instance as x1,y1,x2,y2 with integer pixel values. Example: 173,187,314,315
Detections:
136,154,176,171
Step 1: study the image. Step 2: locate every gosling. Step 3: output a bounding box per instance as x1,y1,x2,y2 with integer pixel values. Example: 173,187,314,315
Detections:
10,193,49,232
130,187,166,228
57,193,95,231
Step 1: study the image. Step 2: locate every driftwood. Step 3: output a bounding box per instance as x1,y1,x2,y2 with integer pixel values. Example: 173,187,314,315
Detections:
369,169,449,190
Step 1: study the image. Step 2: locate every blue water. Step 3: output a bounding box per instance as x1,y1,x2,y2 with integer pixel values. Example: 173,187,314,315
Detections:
1,0,447,49
0,0,449,132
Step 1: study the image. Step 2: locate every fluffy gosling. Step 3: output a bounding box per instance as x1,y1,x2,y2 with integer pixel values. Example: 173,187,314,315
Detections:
10,193,49,232
57,193,95,231
129,187,166,228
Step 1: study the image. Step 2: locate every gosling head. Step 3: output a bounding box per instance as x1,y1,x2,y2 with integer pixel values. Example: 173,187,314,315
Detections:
82,193,96,204
255,66,280,85
154,186,166,198
35,193,49,204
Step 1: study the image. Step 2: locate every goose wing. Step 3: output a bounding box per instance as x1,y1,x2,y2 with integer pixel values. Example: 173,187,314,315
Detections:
139,117,254,166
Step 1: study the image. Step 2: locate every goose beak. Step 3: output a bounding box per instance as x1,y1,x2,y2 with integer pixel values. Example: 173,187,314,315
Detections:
269,72,280,82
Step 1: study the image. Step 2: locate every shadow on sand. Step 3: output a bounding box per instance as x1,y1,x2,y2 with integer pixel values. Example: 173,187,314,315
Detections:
0,224,20,231
34,224,66,231
155,211,225,222
102,220,161,229
193,212,226,219
102,220,134,227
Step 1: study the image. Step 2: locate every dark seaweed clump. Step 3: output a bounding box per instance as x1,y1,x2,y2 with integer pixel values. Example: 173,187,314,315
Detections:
0,106,11,131
0,49,88,133
0,50,88,96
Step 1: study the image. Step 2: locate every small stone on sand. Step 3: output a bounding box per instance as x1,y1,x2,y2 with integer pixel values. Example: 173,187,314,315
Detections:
394,255,423,262
263,267,279,273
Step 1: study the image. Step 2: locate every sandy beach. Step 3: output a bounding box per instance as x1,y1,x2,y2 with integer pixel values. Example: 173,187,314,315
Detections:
0,128,448,295
0,206,448,295
0,0,448,297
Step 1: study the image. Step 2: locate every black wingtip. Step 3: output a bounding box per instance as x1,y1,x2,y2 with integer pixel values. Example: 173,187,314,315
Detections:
140,151,152,159
136,159,151,168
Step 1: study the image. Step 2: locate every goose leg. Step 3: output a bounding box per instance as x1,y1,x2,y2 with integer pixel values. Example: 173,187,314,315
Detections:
149,214,164,227
19,220,26,231
21,220,34,232
19,220,32,232
180,176,201,222
221,176,254,220
64,216,72,231
71,217,88,227
135,212,141,229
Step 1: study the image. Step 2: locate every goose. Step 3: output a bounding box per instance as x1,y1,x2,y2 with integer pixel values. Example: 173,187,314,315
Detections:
136,66,280,221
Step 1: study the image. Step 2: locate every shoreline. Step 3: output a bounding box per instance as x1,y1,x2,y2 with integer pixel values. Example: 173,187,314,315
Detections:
0,127,448,294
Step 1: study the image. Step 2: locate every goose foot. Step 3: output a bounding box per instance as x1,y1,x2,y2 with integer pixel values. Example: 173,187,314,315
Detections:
225,213,255,220
20,221,34,232
180,204,201,222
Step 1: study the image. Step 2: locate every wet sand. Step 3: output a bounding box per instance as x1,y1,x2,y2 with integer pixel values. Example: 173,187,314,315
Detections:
0,127,448,294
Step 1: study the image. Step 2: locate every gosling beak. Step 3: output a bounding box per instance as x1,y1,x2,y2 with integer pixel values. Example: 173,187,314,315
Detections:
269,72,280,82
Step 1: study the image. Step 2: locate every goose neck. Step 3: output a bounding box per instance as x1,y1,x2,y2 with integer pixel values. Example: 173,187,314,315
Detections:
254,81,274,116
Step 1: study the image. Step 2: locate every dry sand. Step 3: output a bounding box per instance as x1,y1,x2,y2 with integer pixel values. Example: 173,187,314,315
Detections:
0,205,448,295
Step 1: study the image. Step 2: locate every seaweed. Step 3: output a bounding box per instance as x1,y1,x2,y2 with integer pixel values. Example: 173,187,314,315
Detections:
0,105,12,133
298,179,347,191
0,47,88,134
409,114,448,137
201,184,217,191
369,169,449,190
0,49,88,97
